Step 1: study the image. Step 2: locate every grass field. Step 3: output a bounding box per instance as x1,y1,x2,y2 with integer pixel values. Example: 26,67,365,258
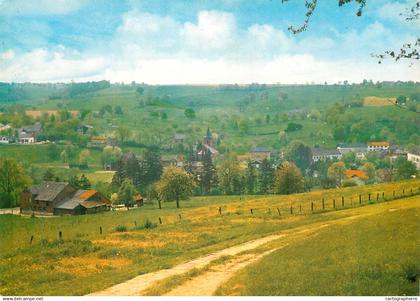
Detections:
363,96,395,106
0,180,419,295
217,197,419,296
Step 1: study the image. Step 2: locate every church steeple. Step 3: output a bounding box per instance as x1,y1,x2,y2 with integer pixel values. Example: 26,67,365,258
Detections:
204,127,213,147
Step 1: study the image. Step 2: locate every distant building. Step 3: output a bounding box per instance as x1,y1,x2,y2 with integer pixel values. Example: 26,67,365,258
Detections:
133,194,144,207
174,133,186,144
87,136,108,148
18,132,35,144
311,148,342,162
337,143,367,159
203,127,214,148
250,147,272,161
407,151,420,170
0,123,12,132
161,154,185,167
0,136,10,144
20,122,42,137
346,170,368,185
20,182,110,216
367,142,390,152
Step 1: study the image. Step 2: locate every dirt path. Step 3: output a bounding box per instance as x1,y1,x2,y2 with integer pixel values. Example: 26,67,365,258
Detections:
89,197,420,296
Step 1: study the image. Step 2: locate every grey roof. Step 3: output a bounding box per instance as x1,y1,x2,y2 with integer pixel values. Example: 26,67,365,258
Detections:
22,122,42,133
252,147,271,153
312,148,342,157
30,182,70,202
55,197,81,210
18,132,33,139
337,143,366,149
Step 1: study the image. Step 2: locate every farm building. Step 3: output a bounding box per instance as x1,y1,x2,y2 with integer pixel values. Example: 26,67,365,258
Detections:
133,194,144,207
250,147,272,161
346,170,368,185
407,151,420,170
20,182,110,216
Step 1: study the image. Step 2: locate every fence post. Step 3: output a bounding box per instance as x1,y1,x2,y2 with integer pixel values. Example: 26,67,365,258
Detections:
59,231,62,240
158,199,162,210
178,214,182,220
359,194,361,205
159,217,162,224
30,235,34,244
290,206,293,215
411,188,413,196
134,221,137,227
250,209,253,215
393,190,396,199
382,192,385,200
99,226,102,235
218,207,222,215
277,208,281,217
403,189,405,196
333,199,336,209
376,193,379,202
299,205,302,213
368,193,371,201
311,202,314,212
322,198,325,209
341,196,344,207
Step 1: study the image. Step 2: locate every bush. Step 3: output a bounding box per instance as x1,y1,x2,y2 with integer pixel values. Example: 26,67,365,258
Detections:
342,179,357,187
114,225,127,232
134,219,157,230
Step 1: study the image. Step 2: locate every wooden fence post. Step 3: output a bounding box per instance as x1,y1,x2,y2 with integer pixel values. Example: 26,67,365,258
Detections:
178,214,182,220
290,206,293,215
368,193,371,201
218,207,222,215
376,193,379,202
159,217,162,224
250,209,253,215
359,194,362,205
59,231,62,240
382,192,385,199
341,196,344,207
30,235,34,244
411,188,413,196
311,202,314,212
134,221,137,227
393,190,396,198
299,205,302,213
322,198,325,209
277,208,281,217
99,226,102,235
333,199,336,209
403,189,405,196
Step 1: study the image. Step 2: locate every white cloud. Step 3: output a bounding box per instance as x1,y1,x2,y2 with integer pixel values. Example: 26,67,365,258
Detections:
0,49,15,60
0,0,87,15
183,10,237,50
0,48,106,82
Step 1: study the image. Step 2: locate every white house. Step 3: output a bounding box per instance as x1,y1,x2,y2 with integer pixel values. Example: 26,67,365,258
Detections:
0,136,10,144
311,148,342,162
367,142,390,152
407,151,420,170
18,132,35,144
337,143,367,159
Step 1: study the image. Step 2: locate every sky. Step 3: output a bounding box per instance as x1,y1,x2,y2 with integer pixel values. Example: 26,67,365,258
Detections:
0,0,419,84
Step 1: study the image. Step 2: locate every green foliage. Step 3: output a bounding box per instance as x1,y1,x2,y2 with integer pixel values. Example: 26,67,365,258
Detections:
114,225,128,232
394,157,417,180
284,140,312,172
327,162,347,187
184,108,196,119
117,178,137,208
217,159,243,195
285,122,303,132
0,158,31,208
156,166,195,207
273,161,304,195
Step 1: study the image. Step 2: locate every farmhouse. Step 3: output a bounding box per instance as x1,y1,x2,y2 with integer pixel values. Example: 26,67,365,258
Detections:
407,151,420,170
311,148,342,162
133,194,144,207
18,132,35,144
20,182,110,216
346,170,368,185
367,142,390,152
250,147,272,161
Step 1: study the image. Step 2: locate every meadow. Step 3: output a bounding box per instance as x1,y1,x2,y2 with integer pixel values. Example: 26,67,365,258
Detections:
0,179,419,295
217,198,419,296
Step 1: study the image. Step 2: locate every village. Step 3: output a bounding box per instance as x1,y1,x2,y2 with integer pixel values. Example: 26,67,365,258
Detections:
2,112,418,217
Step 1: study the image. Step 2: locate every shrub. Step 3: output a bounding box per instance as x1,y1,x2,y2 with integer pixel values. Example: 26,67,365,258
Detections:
114,225,127,232
143,219,157,229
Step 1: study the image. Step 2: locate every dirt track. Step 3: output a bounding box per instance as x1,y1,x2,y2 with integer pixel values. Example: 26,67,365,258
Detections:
89,197,420,296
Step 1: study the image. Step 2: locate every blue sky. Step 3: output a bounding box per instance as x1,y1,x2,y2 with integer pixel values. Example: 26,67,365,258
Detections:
0,0,418,83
